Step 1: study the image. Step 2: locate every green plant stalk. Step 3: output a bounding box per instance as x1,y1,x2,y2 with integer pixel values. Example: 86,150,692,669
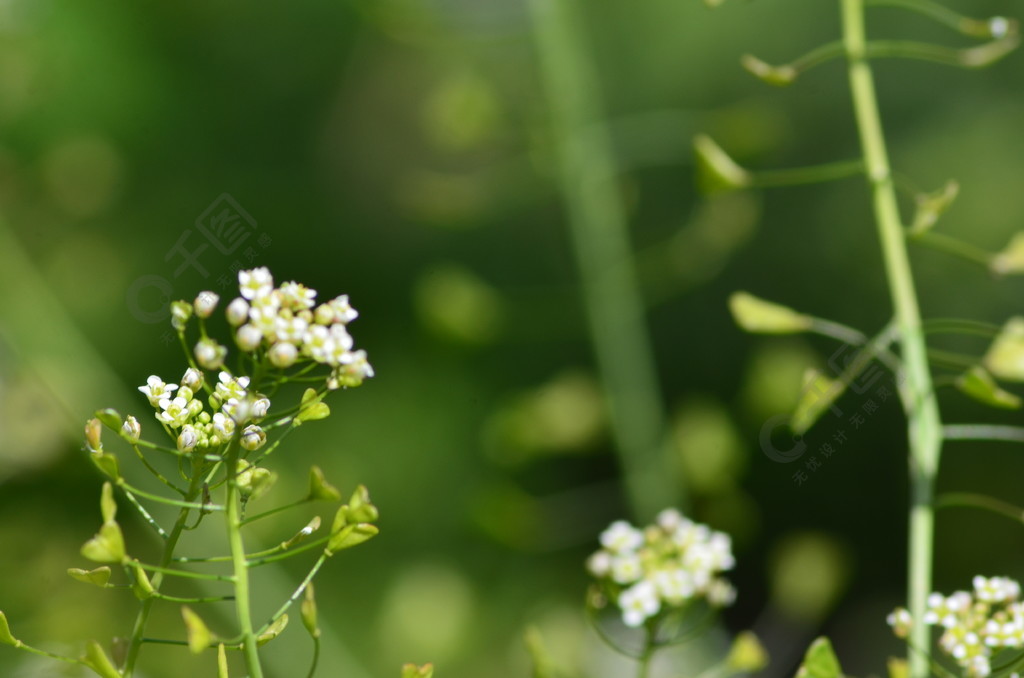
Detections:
841,1,943,676
123,470,205,677
526,0,682,520
226,439,264,678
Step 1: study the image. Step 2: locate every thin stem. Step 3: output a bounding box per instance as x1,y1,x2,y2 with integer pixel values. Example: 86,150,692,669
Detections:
135,562,236,581
256,554,328,636
636,626,656,678
752,158,865,187
306,637,321,678
240,498,311,526
910,231,993,268
866,0,1009,39
117,479,225,512
943,424,1024,443
923,318,1000,338
934,492,1024,523
123,470,205,677
842,3,944,677
226,438,264,678
865,37,1020,69
527,0,682,520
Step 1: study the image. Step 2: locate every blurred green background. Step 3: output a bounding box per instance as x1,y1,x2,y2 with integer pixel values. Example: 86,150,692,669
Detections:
2,0,1024,676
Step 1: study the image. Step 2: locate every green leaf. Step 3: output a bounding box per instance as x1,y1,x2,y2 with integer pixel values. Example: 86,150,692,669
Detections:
909,179,959,235
796,637,842,678
100,482,117,523
325,523,379,556
301,583,320,640
81,640,122,678
296,402,330,424
90,451,121,481
956,366,1022,409
182,606,213,654
68,567,112,588
81,521,126,564
282,516,322,549
726,631,769,671
992,231,1024,275
984,317,1024,382
257,614,288,646
401,664,434,678
887,658,908,678
729,291,812,334
308,466,341,502
0,611,19,647
217,644,229,678
94,408,123,432
130,561,154,599
693,135,751,194
790,369,845,436
346,485,379,523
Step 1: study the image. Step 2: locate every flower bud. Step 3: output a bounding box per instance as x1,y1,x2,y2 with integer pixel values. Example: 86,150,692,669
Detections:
194,339,227,370
251,397,271,420
726,631,769,672
121,416,141,443
268,342,298,368
85,418,103,452
240,425,267,451
177,425,199,453
178,386,194,402
171,300,193,331
213,412,236,438
236,324,263,352
181,367,203,391
194,291,219,319
226,297,250,326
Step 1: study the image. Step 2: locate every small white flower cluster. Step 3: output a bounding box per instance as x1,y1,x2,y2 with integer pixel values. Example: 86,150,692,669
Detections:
216,267,373,389
138,369,269,453
887,576,1024,677
587,509,736,628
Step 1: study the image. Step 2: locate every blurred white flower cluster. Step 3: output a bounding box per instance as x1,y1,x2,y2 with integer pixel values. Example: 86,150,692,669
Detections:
887,575,1024,677
226,267,373,389
139,369,269,453
587,509,736,628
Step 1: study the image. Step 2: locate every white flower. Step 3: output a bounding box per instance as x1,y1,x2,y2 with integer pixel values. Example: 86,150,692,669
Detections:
226,297,250,326
707,578,737,607
317,295,358,325
610,553,644,584
249,305,279,341
279,281,317,310
327,350,375,389
303,325,333,363
194,291,219,318
139,376,177,405
653,569,695,604
181,368,203,392
975,576,1021,604
275,315,308,344
177,424,199,452
656,508,686,531
268,342,298,368
121,415,141,443
157,396,191,428
599,520,645,554
194,339,226,370
213,412,236,438
619,581,661,628
240,424,267,451
239,267,274,300
250,397,271,420
887,607,912,638
236,324,263,352
327,324,354,365
216,372,250,402
587,551,612,577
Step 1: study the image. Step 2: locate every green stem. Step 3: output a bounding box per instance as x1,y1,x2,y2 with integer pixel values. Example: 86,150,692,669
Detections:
123,472,205,677
226,439,264,678
527,0,681,520
841,3,943,677
943,424,1024,443
934,492,1024,523
752,158,865,187
865,0,1008,39
865,37,1020,69
910,231,992,268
